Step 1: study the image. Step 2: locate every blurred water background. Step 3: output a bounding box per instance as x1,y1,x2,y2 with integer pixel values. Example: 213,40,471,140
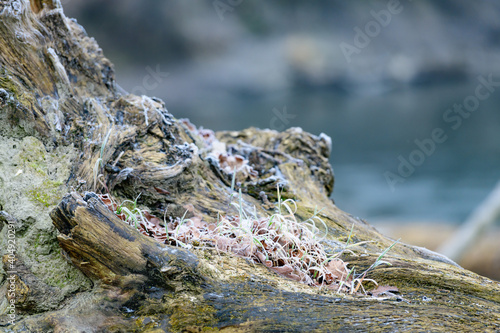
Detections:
64,0,500,226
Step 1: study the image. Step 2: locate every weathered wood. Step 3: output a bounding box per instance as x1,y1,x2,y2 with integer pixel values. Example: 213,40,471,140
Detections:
43,190,500,332
50,192,203,291
0,0,499,332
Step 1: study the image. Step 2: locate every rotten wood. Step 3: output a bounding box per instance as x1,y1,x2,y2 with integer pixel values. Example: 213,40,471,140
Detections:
50,192,203,292
0,0,499,331
44,191,500,332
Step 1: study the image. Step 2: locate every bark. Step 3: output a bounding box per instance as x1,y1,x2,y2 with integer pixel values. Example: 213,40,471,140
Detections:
0,1,499,332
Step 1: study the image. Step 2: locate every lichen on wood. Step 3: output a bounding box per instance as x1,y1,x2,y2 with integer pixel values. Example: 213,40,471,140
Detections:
0,0,499,332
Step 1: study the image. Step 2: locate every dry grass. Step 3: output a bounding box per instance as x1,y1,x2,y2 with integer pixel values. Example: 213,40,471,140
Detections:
93,128,397,294
97,187,398,294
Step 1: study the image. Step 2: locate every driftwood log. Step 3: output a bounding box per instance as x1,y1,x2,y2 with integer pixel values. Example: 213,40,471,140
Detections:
0,1,499,331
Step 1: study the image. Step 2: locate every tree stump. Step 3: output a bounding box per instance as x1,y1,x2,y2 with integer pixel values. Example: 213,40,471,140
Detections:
0,0,499,332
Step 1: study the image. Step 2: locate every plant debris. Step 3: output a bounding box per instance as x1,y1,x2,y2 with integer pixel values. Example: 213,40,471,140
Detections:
180,118,258,181
368,285,400,297
97,190,398,295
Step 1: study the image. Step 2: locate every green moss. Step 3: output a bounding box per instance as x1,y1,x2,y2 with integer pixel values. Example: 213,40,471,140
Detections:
45,266,84,289
0,72,37,111
19,137,46,162
169,304,218,332
27,189,51,207
162,294,219,333
15,137,71,207
0,73,19,98
26,180,64,207
25,228,91,290
17,137,51,175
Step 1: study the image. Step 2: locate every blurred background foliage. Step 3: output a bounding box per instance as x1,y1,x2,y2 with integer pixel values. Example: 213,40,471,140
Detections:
64,0,500,228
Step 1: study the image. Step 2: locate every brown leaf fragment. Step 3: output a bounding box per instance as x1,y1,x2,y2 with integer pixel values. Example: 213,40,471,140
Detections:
325,259,349,279
191,216,204,228
198,128,215,144
143,211,162,227
180,118,197,132
288,273,302,282
255,251,267,264
98,194,118,212
215,236,230,252
270,264,294,275
154,186,170,195
369,285,399,297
